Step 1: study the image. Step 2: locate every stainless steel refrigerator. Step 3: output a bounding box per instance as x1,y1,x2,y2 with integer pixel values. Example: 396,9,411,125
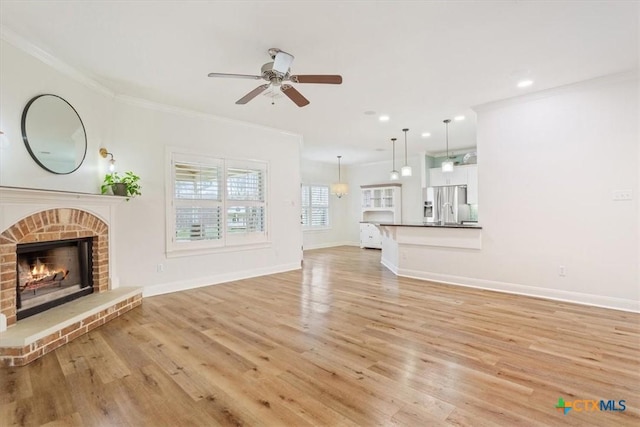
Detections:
423,185,470,224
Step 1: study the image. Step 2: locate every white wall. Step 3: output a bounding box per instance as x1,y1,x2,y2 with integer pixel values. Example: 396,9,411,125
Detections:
345,155,424,244
0,40,113,193
300,158,350,249
0,38,303,297
399,73,639,311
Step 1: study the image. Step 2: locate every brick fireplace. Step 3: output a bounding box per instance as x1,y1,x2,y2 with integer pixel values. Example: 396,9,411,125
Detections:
1,208,108,326
0,187,142,366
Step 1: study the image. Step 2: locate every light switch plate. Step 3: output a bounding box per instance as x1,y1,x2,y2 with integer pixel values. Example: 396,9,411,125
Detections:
612,190,632,201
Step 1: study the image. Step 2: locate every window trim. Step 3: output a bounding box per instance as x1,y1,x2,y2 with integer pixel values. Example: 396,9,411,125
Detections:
166,149,271,256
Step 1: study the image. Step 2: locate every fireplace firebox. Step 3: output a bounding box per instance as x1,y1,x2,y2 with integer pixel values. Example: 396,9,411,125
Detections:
16,238,93,320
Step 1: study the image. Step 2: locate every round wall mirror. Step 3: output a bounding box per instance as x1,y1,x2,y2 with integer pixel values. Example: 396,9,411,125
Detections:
21,94,87,174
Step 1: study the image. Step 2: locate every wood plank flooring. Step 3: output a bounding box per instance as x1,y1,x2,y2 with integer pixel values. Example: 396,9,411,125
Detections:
1,246,639,426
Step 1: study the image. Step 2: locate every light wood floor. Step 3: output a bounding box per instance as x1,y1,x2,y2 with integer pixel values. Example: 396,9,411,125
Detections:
1,246,639,426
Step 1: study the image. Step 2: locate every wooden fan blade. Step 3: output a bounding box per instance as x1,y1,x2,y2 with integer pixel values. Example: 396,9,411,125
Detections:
290,75,342,84
236,84,270,104
281,84,310,107
208,72,262,80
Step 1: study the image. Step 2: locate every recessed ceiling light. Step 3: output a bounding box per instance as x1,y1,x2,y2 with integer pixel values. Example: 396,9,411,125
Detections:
454,115,465,121
364,110,376,115
517,79,534,88
379,115,390,122
421,132,431,138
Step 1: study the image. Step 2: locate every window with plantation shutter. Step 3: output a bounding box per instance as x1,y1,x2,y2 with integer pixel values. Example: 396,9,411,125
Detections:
225,161,267,244
168,153,269,254
301,185,330,229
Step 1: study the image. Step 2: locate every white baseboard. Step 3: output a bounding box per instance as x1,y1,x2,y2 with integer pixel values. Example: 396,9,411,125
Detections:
142,262,301,298
303,241,359,250
380,257,398,275
398,268,640,313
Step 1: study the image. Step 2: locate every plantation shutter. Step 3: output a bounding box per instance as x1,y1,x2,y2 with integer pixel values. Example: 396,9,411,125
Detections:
225,161,268,243
301,185,329,228
301,185,310,226
172,155,223,245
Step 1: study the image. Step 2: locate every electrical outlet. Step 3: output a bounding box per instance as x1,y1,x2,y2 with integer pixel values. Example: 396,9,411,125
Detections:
559,265,566,277
612,190,632,201
156,263,164,273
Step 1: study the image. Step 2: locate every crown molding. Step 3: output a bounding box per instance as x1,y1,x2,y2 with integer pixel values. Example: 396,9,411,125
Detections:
472,69,639,114
114,94,301,138
1,26,115,98
1,26,301,141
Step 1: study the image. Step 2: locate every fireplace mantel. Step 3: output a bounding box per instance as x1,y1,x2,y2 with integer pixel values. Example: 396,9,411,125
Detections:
0,185,128,205
0,186,142,365
0,185,130,333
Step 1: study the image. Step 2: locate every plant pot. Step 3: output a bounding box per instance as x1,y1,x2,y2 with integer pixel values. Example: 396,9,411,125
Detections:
112,183,127,197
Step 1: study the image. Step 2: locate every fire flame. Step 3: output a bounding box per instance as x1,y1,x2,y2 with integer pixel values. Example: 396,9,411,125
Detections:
28,261,63,281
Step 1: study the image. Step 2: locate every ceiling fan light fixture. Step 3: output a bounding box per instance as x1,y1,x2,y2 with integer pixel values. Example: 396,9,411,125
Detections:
331,155,348,198
208,48,342,107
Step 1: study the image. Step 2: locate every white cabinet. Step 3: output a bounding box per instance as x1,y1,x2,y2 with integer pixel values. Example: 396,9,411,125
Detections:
429,167,468,186
465,165,478,204
359,223,382,249
360,184,402,249
428,164,478,205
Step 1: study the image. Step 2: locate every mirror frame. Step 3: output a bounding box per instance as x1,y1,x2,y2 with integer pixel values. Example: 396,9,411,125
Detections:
21,94,88,175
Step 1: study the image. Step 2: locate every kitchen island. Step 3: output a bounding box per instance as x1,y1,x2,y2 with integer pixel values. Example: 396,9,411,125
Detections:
375,222,482,276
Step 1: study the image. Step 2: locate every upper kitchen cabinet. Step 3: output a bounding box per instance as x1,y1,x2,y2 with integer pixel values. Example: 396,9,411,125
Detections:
428,164,478,204
429,166,467,186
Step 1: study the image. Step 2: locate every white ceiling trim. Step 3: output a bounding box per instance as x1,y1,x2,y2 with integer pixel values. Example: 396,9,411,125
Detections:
115,94,301,138
472,70,638,114
1,25,114,98
1,24,302,141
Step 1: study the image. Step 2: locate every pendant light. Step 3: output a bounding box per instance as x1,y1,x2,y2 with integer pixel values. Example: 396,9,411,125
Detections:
441,119,454,173
330,155,349,198
390,138,400,181
401,128,412,177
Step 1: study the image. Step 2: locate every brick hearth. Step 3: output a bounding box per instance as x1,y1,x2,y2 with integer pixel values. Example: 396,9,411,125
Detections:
0,201,142,366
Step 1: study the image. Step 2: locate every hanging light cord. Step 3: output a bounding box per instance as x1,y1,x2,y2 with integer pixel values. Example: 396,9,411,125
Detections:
337,155,342,182
391,138,396,169
444,119,451,159
403,128,409,165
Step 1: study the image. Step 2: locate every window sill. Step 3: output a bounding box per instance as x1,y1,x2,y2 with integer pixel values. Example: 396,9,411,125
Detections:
166,241,273,258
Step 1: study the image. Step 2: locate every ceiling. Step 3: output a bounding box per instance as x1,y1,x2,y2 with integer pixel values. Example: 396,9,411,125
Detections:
1,1,638,164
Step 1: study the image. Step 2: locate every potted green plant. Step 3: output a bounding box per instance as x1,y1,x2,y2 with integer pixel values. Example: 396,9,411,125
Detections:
101,171,142,200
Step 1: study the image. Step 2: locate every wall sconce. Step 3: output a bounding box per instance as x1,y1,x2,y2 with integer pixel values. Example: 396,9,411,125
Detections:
99,148,115,172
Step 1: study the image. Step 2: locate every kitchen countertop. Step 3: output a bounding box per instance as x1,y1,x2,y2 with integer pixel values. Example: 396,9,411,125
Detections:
372,222,482,229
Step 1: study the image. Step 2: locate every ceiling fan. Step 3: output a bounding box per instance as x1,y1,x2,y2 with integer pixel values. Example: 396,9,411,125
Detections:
208,48,342,107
